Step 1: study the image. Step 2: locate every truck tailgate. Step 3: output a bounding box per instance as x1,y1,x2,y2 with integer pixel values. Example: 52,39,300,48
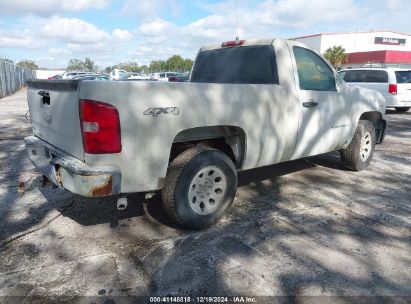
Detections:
27,80,84,160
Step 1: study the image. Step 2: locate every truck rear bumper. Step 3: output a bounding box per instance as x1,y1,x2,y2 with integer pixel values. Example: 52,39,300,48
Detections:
24,136,120,197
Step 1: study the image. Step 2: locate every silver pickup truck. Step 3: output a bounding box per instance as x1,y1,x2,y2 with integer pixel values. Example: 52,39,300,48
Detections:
25,38,387,229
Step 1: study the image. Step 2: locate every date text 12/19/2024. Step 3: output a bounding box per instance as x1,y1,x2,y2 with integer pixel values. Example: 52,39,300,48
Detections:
149,296,257,303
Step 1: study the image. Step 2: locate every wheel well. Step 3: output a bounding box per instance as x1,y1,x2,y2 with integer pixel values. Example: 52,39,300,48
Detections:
359,112,386,144
169,126,246,169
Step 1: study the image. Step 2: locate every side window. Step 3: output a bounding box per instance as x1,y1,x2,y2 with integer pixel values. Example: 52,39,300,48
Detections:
293,46,336,91
160,73,166,78
395,71,411,83
343,70,366,82
365,70,388,83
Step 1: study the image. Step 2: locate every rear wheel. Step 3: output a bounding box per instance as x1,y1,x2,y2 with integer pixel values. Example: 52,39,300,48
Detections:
341,120,376,171
162,146,237,229
394,107,410,112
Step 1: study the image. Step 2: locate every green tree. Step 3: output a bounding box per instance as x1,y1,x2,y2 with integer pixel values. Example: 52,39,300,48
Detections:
183,58,194,71
103,55,194,74
166,55,184,71
140,64,149,74
147,56,193,72
149,60,167,72
67,58,85,71
17,60,38,70
323,46,348,69
104,66,114,73
67,58,98,72
84,57,97,72
116,61,140,72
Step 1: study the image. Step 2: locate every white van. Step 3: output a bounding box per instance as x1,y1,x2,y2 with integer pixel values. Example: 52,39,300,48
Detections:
338,68,411,112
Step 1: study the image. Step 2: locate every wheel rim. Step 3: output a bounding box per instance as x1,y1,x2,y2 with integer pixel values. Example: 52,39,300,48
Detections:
360,131,372,162
188,166,228,215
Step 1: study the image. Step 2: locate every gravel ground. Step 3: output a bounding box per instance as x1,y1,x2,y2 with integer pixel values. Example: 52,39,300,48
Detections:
0,89,410,303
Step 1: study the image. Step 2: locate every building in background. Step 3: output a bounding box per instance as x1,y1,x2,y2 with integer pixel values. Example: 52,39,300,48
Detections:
36,70,65,79
292,30,411,69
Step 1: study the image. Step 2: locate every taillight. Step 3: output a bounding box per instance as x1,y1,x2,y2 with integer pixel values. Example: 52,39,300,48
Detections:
80,99,122,154
221,39,245,47
389,84,397,95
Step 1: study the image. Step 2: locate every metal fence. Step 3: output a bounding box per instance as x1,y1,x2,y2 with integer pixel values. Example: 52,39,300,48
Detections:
0,60,36,99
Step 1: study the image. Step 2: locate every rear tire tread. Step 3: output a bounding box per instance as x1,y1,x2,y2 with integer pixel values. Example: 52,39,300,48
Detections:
162,146,215,226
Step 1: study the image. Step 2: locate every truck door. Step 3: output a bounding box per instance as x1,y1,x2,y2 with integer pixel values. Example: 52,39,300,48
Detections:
251,39,302,167
289,45,352,159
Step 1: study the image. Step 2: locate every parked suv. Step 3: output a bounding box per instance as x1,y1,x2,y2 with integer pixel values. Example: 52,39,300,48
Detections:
149,72,183,82
338,68,411,112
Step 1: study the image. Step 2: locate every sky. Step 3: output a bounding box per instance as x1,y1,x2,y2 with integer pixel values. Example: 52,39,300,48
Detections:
0,0,410,69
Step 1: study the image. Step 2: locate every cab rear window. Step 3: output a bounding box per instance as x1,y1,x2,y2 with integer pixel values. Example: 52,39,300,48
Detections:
395,71,411,84
190,45,279,84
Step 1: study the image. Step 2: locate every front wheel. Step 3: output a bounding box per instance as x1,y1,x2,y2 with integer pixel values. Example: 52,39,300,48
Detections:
340,120,376,171
394,107,410,112
162,146,237,229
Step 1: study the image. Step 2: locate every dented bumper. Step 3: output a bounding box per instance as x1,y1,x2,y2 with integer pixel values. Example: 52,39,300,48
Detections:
24,136,120,197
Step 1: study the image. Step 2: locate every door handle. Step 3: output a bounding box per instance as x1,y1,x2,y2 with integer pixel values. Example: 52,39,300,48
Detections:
303,101,318,108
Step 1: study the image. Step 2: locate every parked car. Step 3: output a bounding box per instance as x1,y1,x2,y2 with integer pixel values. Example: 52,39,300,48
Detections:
338,68,411,112
25,38,386,229
149,72,184,82
127,73,149,80
61,71,94,79
48,74,62,80
110,69,127,80
168,73,190,82
72,74,109,81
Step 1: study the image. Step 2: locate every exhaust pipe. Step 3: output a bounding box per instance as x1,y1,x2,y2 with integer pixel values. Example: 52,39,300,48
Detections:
117,197,128,211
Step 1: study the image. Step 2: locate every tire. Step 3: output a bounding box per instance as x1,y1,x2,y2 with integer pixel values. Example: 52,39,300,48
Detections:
162,146,238,230
340,120,376,171
394,107,410,112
